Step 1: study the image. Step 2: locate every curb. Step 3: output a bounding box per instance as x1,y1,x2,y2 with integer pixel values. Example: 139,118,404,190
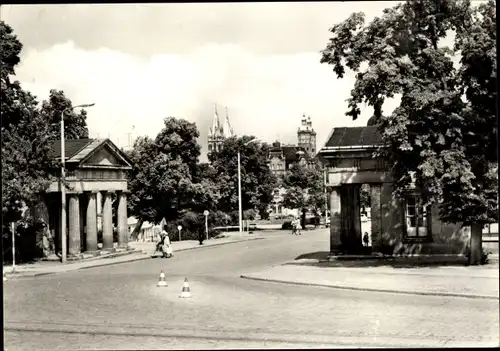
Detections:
174,236,265,252
240,274,500,301
4,237,266,279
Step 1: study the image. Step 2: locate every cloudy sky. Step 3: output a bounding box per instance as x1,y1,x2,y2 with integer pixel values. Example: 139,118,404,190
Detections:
2,2,406,161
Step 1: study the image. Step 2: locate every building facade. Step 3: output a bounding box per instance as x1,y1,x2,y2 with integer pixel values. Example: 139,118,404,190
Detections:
31,138,133,259
317,126,470,256
268,114,317,177
207,104,235,155
297,114,317,158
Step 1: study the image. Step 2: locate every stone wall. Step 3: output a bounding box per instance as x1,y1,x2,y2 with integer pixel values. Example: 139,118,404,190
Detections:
379,183,469,256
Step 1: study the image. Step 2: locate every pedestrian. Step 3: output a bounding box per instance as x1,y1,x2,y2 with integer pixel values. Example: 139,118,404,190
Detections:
363,232,369,247
296,218,302,235
198,227,205,245
161,228,173,258
291,217,297,235
153,231,166,257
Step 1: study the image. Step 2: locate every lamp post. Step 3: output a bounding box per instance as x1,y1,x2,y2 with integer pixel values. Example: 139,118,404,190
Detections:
324,167,329,226
238,138,259,233
60,103,95,263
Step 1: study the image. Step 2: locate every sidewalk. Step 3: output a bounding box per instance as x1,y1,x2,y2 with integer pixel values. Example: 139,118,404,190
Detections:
3,232,263,279
241,259,500,300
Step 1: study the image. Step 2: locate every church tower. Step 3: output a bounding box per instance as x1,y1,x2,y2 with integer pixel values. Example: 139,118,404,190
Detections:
297,113,317,158
208,104,235,155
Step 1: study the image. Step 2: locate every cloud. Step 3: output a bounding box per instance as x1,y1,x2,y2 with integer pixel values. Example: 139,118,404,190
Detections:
15,40,402,162
2,2,402,57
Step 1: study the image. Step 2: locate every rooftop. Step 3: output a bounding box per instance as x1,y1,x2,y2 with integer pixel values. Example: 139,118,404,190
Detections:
324,126,383,148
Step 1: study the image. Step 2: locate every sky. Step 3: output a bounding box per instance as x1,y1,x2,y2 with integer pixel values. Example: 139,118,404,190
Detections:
2,2,420,161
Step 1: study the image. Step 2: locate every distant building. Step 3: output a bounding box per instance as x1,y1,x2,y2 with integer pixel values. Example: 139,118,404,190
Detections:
207,104,235,155
297,114,317,158
268,114,317,177
268,114,318,216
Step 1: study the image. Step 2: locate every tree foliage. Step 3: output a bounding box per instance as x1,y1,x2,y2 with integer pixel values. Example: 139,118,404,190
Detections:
320,0,497,228
126,117,210,225
208,136,277,218
1,21,58,224
282,162,327,214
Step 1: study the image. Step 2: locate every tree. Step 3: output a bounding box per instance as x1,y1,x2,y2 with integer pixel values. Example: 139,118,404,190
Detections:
282,162,327,227
320,0,497,264
208,136,277,219
125,117,204,237
1,21,58,226
40,89,90,140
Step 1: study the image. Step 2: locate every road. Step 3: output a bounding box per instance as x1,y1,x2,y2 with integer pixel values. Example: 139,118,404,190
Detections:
4,229,499,349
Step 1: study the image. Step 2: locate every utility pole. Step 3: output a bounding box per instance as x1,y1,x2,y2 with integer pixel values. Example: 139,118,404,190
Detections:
324,167,329,225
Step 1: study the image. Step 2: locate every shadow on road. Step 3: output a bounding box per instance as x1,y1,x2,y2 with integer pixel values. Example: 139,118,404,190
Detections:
292,251,499,269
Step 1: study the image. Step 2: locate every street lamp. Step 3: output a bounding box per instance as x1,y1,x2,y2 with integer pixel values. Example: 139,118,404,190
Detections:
238,138,259,233
60,103,95,263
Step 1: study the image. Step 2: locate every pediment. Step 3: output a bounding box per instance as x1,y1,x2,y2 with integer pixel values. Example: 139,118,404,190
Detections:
74,140,132,169
82,146,125,166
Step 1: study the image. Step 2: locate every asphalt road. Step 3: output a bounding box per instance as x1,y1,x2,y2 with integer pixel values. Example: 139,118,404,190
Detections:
4,229,499,349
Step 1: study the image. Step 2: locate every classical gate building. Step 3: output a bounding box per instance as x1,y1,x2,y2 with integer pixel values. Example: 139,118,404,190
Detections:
318,126,470,256
32,138,133,259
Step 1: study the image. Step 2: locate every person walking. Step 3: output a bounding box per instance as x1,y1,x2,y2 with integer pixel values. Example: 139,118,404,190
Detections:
363,232,370,247
161,228,173,258
296,217,302,235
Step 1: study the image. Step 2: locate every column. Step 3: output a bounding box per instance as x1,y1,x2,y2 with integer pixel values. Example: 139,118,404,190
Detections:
117,191,128,248
68,194,81,256
102,191,114,250
340,186,350,249
380,183,394,246
352,185,362,252
79,194,86,252
371,184,382,252
329,186,342,254
86,192,98,252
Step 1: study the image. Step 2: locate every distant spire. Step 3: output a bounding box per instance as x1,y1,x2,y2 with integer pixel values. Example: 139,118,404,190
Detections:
222,106,234,138
210,103,221,136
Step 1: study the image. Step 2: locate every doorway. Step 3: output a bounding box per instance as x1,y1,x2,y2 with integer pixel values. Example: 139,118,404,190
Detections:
360,183,372,253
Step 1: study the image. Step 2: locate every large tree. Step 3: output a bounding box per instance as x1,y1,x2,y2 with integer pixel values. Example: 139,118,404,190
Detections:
1,21,58,225
126,117,205,237
208,136,277,219
320,0,497,264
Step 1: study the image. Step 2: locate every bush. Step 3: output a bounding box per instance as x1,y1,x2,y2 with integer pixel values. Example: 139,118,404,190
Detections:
465,248,490,265
2,222,44,264
243,209,257,221
166,211,223,242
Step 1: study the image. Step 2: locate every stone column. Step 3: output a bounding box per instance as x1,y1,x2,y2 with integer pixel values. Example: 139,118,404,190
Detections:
79,194,86,252
329,186,342,254
86,192,98,252
68,194,81,256
117,191,128,248
380,183,393,247
371,184,382,253
102,191,114,250
351,185,362,252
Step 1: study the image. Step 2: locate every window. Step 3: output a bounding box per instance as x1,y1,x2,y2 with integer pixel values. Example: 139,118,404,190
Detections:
404,195,432,241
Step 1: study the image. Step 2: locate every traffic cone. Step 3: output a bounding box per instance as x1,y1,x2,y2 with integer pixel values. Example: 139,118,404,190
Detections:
156,270,167,287
179,277,192,298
